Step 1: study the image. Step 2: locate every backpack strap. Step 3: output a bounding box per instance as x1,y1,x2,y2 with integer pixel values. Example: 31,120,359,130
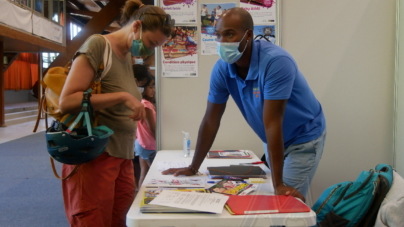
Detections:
91,36,112,127
94,35,112,82
101,36,112,79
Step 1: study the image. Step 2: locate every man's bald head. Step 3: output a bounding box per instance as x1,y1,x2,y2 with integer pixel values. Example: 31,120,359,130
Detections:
220,7,253,32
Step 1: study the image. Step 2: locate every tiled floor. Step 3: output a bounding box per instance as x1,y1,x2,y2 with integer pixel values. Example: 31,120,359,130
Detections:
0,118,50,144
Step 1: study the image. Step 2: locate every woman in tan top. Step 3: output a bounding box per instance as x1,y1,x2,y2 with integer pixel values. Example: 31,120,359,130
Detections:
59,0,173,226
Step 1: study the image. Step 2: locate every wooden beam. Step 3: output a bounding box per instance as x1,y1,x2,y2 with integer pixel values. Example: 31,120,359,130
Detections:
0,24,66,53
68,0,85,10
47,0,127,70
69,9,98,18
0,39,5,127
67,1,80,10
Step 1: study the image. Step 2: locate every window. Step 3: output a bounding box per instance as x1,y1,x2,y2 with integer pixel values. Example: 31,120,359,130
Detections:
42,52,59,69
70,22,82,40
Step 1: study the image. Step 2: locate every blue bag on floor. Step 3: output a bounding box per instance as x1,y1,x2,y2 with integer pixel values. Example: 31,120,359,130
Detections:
312,164,393,227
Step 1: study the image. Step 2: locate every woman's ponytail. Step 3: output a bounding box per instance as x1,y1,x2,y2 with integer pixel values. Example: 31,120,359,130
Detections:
120,0,143,26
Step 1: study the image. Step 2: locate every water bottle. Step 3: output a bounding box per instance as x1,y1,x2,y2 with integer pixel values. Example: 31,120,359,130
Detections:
182,131,191,157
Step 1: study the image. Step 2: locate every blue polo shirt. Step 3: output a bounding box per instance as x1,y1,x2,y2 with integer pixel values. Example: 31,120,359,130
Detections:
208,40,325,147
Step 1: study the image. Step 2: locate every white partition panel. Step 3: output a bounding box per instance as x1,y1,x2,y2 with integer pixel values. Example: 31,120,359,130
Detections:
395,0,404,176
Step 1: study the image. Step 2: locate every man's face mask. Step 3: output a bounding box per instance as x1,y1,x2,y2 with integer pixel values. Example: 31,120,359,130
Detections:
216,31,249,64
130,25,155,57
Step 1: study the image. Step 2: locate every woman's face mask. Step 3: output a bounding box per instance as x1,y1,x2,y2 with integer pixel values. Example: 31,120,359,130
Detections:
130,25,155,57
216,31,249,64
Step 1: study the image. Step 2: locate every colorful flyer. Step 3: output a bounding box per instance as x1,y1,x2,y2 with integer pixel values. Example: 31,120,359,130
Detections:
253,25,276,44
160,0,197,24
240,0,276,24
200,3,237,55
161,26,198,77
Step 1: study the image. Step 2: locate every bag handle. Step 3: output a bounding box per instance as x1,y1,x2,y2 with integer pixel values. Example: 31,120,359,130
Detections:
50,157,79,180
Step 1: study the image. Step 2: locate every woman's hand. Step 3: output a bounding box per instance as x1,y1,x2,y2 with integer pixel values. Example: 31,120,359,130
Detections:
123,93,145,121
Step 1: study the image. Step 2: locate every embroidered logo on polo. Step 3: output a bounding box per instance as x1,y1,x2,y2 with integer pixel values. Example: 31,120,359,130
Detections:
253,87,260,98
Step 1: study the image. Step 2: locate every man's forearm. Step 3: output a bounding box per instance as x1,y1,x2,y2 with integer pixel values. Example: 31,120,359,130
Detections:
266,124,285,188
190,119,220,170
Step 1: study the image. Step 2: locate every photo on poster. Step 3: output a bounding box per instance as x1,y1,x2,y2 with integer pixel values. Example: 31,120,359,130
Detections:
253,25,276,44
162,26,198,77
240,0,276,24
160,0,197,23
200,3,237,55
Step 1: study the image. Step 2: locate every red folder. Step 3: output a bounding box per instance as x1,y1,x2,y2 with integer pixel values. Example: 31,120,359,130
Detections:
225,195,311,215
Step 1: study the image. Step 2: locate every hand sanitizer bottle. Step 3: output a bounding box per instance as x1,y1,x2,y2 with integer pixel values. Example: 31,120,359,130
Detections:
182,131,191,157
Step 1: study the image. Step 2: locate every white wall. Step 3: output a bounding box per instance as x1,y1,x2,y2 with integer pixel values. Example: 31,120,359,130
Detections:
395,0,404,176
281,1,396,200
159,0,396,202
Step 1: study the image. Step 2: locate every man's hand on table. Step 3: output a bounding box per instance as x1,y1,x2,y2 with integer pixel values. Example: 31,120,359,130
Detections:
161,167,195,176
275,184,305,202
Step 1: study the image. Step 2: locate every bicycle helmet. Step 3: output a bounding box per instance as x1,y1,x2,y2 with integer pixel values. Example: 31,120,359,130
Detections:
45,90,114,165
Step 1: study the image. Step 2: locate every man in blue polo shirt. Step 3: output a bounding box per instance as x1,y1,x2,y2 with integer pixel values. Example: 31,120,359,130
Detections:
163,7,326,201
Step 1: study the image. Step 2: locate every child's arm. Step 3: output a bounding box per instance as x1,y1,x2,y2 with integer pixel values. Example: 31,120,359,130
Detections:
144,108,156,138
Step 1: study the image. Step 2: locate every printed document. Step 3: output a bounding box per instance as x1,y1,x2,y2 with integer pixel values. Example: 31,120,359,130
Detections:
149,190,229,214
157,161,189,171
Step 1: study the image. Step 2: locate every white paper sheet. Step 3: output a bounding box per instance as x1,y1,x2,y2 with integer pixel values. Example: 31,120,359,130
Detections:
149,190,229,213
157,161,189,171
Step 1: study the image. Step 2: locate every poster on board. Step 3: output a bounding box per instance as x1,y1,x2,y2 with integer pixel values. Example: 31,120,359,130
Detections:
240,0,276,24
200,3,237,55
253,24,276,44
160,0,197,24
161,26,198,77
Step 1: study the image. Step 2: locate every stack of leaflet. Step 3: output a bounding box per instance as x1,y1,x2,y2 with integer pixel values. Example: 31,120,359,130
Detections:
206,150,252,159
207,165,267,179
140,189,212,213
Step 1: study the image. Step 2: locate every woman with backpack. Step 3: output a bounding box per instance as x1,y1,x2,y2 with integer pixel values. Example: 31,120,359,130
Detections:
58,1,173,226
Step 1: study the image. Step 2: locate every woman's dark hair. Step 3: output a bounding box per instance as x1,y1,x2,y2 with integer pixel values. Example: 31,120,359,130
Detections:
133,64,149,82
121,0,173,37
142,75,155,103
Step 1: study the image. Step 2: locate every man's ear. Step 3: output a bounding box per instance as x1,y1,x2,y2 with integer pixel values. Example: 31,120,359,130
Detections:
247,29,254,40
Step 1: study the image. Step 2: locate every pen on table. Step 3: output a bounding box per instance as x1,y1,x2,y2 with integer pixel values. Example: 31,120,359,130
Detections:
207,180,247,183
240,161,265,165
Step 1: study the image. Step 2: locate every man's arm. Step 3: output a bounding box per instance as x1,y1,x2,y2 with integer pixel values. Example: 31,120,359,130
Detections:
161,101,226,176
263,99,305,201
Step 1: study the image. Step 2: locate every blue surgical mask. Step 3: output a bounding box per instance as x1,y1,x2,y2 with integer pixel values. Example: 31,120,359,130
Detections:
217,31,249,64
130,26,155,57
138,86,144,93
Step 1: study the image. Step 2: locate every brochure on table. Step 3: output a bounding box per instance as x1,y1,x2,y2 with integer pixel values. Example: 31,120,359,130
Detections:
149,190,229,214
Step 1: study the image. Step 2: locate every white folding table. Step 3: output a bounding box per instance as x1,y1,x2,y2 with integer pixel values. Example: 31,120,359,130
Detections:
126,150,316,227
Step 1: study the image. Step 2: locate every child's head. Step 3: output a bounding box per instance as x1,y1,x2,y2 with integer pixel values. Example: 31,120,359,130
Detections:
142,75,156,103
133,64,149,87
